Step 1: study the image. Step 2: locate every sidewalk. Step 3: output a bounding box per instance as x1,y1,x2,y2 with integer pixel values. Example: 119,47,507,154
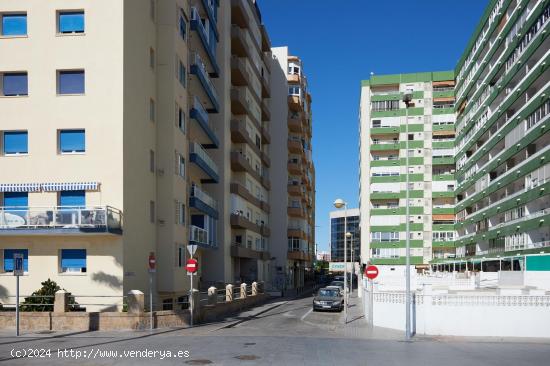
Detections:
340,290,405,341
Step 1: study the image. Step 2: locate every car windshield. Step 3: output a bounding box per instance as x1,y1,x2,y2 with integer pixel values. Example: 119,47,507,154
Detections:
331,282,344,287
319,289,338,297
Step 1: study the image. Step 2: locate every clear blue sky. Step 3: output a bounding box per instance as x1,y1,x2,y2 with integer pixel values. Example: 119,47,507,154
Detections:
260,0,489,252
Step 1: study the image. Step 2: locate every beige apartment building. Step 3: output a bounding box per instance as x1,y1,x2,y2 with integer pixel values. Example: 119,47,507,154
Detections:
272,48,316,291
0,0,313,310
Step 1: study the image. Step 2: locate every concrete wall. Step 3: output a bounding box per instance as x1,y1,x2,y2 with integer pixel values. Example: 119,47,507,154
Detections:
365,286,550,338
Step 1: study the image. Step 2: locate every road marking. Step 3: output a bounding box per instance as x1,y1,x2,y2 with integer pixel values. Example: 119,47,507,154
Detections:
300,308,313,321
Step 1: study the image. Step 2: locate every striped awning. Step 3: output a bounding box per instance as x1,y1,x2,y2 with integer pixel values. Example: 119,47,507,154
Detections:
42,182,100,191
0,183,41,192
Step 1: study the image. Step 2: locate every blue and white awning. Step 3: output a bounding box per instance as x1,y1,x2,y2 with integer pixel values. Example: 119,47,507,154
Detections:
0,183,41,192
42,182,100,191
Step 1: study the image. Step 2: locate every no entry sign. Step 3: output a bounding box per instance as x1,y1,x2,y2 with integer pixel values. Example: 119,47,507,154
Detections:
148,252,156,273
186,258,198,273
365,265,379,280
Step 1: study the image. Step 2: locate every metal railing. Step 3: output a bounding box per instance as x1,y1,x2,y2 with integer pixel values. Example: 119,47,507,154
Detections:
0,206,122,232
190,225,208,245
190,142,219,175
191,185,218,210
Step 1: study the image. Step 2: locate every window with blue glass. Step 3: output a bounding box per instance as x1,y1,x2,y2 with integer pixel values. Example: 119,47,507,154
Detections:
1,13,27,36
60,249,86,273
2,131,28,155
3,249,28,273
58,11,84,33
58,70,85,94
178,61,186,87
2,72,28,96
2,192,28,207
59,130,85,153
179,10,186,40
59,190,85,207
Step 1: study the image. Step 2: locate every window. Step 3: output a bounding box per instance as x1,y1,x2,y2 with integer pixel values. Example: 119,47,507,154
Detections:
176,105,185,132
149,48,155,69
179,9,186,40
3,249,28,273
178,60,186,87
408,134,414,141
150,200,155,223
177,245,184,267
59,190,85,206
149,98,155,122
150,150,155,173
59,130,85,153
58,11,84,33
2,131,28,155
176,153,185,178
288,86,300,96
60,249,86,273
3,192,28,207
175,201,185,225
1,13,27,36
58,70,85,94
1,72,28,96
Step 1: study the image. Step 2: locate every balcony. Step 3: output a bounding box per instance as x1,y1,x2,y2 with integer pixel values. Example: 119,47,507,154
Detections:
261,99,271,121
287,206,306,218
190,96,219,148
287,250,313,262
190,185,218,219
190,52,220,113
288,115,303,133
261,74,270,98
230,152,270,190
231,0,252,29
189,224,216,249
0,206,122,236
288,95,302,111
288,227,306,239
231,86,261,126
231,25,255,59
231,56,253,87
288,138,302,154
190,7,219,76
287,184,303,196
189,142,219,183
230,183,270,213
231,241,270,260
261,125,271,144
288,73,301,84
230,213,270,237
288,161,301,175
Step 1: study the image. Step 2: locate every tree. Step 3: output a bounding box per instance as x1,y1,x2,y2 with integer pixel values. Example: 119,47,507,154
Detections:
20,279,78,312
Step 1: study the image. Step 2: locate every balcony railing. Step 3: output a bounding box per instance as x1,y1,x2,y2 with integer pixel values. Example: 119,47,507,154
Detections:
191,185,218,211
0,206,122,234
190,96,219,147
190,52,219,112
190,225,208,246
190,7,219,76
505,240,550,253
190,142,219,181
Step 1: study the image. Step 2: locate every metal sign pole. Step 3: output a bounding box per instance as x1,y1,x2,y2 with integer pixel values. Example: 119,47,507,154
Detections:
368,278,373,330
149,272,153,331
16,275,20,337
189,271,194,327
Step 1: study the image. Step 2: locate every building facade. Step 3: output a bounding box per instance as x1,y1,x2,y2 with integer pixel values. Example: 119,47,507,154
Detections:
330,208,360,263
360,72,457,267
0,0,313,310
359,0,550,269
272,47,316,290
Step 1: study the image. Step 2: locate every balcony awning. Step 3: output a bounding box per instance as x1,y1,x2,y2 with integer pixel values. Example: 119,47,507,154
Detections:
433,97,455,103
433,214,455,221
432,130,455,136
0,183,41,192
42,182,99,191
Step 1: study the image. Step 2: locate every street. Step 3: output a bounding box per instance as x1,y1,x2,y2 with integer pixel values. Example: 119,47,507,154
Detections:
0,293,549,365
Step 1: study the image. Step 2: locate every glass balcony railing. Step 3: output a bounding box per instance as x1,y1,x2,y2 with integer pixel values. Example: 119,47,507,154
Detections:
0,206,122,233
190,52,219,112
190,142,219,182
190,225,208,246
191,185,218,211
190,7,219,75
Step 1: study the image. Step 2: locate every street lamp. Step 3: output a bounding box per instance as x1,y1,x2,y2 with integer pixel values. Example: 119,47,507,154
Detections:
403,89,414,341
333,198,348,324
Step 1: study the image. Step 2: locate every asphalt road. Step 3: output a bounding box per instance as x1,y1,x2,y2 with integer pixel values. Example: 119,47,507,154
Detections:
0,294,548,365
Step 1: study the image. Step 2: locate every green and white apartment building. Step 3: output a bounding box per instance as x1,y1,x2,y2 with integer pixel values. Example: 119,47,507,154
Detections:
360,0,550,270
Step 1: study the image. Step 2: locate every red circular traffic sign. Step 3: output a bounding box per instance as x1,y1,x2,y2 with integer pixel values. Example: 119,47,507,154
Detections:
186,258,198,273
365,265,379,280
148,252,156,271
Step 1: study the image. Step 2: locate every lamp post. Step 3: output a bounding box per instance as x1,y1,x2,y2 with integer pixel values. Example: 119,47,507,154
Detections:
403,89,414,341
333,198,348,324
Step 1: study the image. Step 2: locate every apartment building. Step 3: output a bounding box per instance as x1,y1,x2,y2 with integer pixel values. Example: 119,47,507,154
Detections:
359,72,457,267
0,0,305,309
330,208,360,263
272,47,316,290
359,0,550,269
